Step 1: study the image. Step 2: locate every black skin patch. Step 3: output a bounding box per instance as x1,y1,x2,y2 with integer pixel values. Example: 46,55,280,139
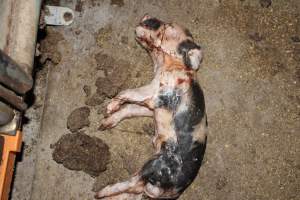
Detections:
173,81,205,146
177,40,201,68
176,139,206,193
141,81,206,194
174,80,205,135
140,18,162,30
156,90,181,110
173,80,206,191
141,140,182,189
183,28,193,38
141,139,206,193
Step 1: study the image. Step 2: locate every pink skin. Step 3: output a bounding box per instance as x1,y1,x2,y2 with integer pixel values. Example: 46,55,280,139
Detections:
97,192,143,200
96,14,203,199
95,175,145,199
100,79,158,129
105,80,158,115
99,104,153,130
101,193,143,200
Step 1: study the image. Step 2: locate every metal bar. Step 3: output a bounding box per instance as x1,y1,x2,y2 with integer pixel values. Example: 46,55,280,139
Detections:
0,102,14,126
0,112,20,136
0,50,33,94
0,85,27,111
3,0,42,76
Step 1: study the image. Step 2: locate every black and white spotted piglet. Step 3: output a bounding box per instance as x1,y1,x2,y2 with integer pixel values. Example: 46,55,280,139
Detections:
95,14,207,200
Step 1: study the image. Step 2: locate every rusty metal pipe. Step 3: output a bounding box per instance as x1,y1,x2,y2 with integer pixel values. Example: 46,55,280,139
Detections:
0,50,33,94
0,85,27,111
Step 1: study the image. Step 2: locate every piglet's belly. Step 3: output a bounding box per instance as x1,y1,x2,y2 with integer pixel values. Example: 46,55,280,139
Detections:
154,109,177,143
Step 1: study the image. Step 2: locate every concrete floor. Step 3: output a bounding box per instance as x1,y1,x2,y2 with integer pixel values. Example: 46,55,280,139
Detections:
11,0,300,200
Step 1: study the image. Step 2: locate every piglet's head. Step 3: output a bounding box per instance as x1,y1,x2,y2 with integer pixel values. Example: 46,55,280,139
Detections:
135,14,203,70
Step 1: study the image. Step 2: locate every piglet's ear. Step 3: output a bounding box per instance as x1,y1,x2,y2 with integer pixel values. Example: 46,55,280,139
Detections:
177,40,202,70
188,48,202,70
141,14,151,21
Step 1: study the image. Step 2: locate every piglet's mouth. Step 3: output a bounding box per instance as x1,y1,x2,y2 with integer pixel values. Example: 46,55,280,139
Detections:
135,28,149,44
135,36,150,46
134,33,144,43
135,35,156,51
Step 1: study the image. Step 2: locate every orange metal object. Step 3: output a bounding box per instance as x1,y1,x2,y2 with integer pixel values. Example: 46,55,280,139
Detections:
0,131,22,200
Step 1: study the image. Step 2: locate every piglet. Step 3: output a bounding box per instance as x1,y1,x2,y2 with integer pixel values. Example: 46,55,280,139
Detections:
96,14,207,200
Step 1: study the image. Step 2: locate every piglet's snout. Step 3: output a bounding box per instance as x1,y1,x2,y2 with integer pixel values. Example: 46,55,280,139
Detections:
135,26,145,38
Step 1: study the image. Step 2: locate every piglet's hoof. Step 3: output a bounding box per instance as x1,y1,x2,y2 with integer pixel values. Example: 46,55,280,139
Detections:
98,118,114,131
98,122,111,131
98,123,108,131
94,193,102,199
106,99,122,114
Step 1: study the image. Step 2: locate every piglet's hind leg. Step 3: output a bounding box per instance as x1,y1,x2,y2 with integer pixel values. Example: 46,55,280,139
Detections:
95,176,144,199
100,193,143,200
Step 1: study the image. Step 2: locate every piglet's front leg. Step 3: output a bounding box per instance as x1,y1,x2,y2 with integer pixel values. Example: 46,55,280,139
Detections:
99,104,153,131
106,82,157,114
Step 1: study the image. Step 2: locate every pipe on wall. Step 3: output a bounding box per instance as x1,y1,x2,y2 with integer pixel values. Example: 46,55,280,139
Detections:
0,0,42,78
0,50,33,94
0,0,41,118
0,85,27,111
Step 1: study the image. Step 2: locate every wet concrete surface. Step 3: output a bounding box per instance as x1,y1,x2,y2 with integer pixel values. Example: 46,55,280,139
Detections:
11,0,299,199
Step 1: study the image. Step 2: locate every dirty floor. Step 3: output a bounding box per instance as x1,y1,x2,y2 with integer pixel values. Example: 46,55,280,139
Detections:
11,0,300,200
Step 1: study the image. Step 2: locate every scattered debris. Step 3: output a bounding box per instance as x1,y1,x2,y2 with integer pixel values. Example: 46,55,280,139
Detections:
260,0,272,8
83,85,91,97
74,29,82,35
110,0,124,7
142,122,155,136
85,93,105,106
52,132,110,177
75,0,84,12
95,77,120,98
216,176,228,190
269,62,285,76
44,0,60,6
95,25,113,47
93,53,132,99
249,32,263,42
39,28,64,64
94,53,115,73
291,36,300,43
121,36,129,45
67,107,90,132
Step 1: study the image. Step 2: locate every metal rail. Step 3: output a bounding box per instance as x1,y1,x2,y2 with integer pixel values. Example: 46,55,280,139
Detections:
0,102,14,126
0,85,27,111
0,50,33,94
